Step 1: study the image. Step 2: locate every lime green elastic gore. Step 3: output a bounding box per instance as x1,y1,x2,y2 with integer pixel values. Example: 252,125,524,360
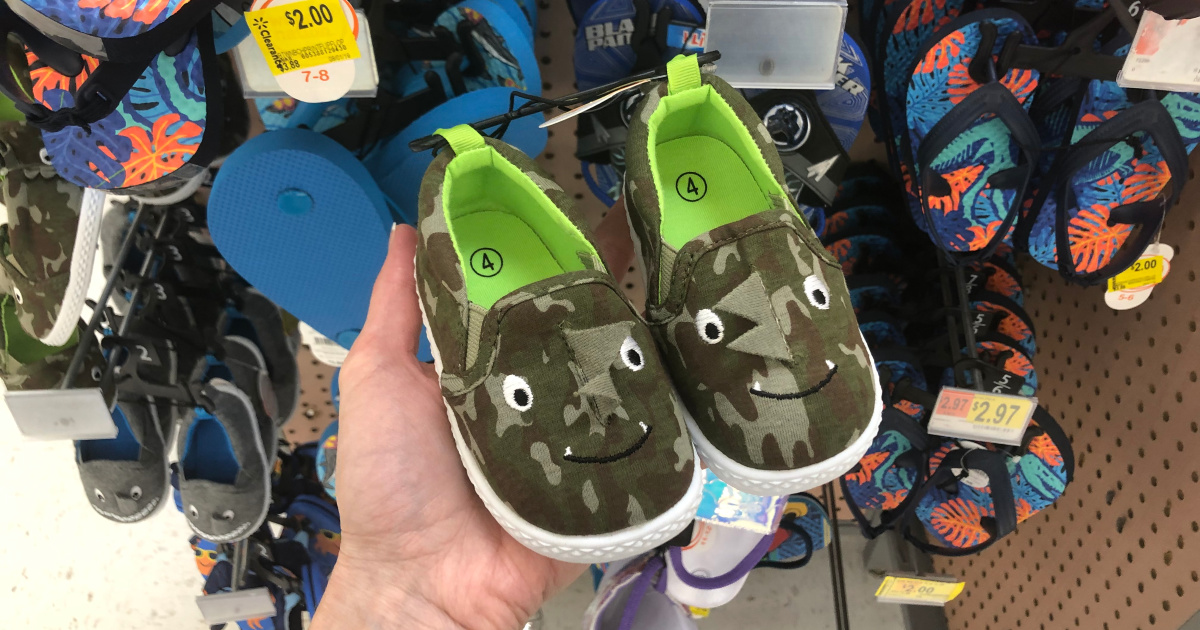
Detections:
667,54,701,95
435,124,487,155
2,295,77,364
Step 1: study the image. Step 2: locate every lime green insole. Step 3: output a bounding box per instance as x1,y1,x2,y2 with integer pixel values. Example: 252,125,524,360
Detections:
656,136,772,248
455,211,563,308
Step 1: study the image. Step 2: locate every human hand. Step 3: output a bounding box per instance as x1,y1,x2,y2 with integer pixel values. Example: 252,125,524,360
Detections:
312,225,585,630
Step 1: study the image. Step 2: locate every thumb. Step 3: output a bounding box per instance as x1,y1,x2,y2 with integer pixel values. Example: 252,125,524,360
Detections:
353,224,423,359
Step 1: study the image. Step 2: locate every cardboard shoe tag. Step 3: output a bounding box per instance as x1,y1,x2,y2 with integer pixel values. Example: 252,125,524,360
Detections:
300,322,348,366
875,575,964,606
196,588,276,624
694,469,788,534
927,386,1036,446
1105,243,1173,310
244,0,372,102
6,389,116,441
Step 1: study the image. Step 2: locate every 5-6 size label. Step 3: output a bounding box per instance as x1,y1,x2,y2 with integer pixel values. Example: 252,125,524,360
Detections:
247,0,361,75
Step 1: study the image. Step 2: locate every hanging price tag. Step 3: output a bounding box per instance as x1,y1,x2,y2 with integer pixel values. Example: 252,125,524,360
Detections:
875,575,964,606
927,386,1036,446
1108,255,1164,292
243,0,368,102
1105,243,1174,311
246,0,360,74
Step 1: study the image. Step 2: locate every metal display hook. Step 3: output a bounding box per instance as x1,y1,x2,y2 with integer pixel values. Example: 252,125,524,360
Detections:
407,51,723,153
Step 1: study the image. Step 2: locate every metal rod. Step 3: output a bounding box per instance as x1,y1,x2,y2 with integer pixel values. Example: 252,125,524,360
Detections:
408,51,723,152
823,483,851,630
61,202,149,389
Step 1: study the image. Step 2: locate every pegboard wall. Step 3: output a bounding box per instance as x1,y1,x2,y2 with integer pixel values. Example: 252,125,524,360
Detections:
282,345,339,445
933,155,1200,630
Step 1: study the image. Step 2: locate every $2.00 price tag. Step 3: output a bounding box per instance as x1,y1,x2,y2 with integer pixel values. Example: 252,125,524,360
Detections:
1108,255,1164,292
247,0,360,75
875,575,964,606
927,386,1036,446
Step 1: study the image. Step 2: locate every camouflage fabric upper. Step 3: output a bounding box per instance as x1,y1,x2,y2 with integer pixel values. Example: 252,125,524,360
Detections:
626,70,880,471
0,296,104,392
416,138,695,536
0,121,84,339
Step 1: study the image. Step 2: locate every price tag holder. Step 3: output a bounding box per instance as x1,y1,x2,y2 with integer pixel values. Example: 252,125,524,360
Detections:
240,0,375,102
6,389,117,441
704,0,847,89
196,588,276,624
1105,243,1173,311
1118,11,1200,91
927,386,1036,446
875,575,964,606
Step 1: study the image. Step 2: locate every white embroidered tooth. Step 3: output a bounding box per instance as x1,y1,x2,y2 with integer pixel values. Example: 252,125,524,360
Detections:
753,381,762,391
564,446,573,457
639,422,648,433
826,360,835,370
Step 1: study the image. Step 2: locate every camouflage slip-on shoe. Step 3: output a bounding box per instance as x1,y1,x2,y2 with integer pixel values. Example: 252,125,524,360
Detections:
415,124,703,563
0,121,104,347
623,55,883,495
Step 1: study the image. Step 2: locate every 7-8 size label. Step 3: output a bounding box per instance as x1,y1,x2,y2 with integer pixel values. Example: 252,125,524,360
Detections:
247,1,360,75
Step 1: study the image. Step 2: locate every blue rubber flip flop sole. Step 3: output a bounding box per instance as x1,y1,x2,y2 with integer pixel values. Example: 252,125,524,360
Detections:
208,129,395,352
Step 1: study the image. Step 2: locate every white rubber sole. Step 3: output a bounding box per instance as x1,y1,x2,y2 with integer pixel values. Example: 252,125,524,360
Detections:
39,187,104,347
415,258,704,563
684,338,884,496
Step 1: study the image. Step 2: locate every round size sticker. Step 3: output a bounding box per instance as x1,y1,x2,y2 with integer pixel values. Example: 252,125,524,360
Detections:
470,248,504,277
676,172,707,202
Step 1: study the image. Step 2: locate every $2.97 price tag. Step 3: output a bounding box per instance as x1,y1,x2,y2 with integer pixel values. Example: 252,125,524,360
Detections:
875,575,964,606
927,386,1036,446
247,0,361,76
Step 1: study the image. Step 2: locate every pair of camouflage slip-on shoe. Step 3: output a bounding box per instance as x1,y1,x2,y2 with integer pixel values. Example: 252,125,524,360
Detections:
414,55,882,563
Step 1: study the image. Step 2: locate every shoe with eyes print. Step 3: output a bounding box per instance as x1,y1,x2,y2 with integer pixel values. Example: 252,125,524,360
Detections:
415,125,703,563
76,399,172,524
622,54,883,495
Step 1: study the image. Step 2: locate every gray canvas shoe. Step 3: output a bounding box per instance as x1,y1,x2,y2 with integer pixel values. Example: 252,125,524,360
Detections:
226,285,300,426
178,378,275,542
75,398,172,524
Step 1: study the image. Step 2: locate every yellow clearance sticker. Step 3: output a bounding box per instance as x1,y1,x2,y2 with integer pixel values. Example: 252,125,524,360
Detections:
875,576,964,606
1108,255,1164,292
246,1,361,75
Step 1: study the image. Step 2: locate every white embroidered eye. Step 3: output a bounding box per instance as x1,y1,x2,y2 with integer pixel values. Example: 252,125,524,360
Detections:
502,375,533,412
129,486,142,500
620,336,645,371
39,147,52,165
94,489,106,503
189,505,199,518
220,510,235,520
804,276,831,310
695,309,724,344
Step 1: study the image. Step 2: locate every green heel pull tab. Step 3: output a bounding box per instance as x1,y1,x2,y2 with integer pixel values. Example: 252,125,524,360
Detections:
434,124,487,155
667,54,702,95
2,295,77,364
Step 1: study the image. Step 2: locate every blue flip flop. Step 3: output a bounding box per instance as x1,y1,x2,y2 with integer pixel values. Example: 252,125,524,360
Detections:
208,129,390,351
363,87,548,223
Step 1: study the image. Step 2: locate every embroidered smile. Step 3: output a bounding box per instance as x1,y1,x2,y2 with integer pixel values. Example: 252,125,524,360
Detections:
563,422,652,464
750,360,838,400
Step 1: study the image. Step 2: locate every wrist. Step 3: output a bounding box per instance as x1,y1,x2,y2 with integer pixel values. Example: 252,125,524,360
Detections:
311,556,463,630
